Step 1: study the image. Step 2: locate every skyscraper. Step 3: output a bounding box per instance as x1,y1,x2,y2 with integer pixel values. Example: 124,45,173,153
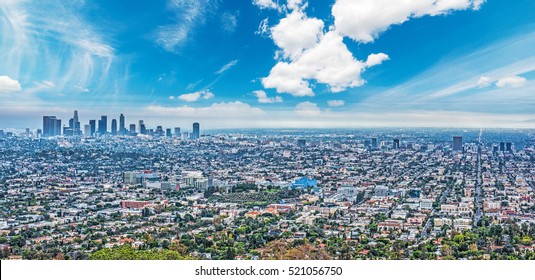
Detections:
89,120,96,136
393,139,400,149
453,136,463,151
192,122,200,139
111,119,117,136
129,124,136,135
119,114,125,135
371,138,377,148
98,116,107,136
506,142,512,152
139,120,146,134
43,116,61,137
174,127,181,137
166,128,172,137
499,142,505,152
73,110,80,135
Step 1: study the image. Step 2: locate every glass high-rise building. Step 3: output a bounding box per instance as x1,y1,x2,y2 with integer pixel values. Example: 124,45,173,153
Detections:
192,122,200,139
43,116,61,137
111,119,117,136
119,114,125,135
98,116,107,136
89,120,96,136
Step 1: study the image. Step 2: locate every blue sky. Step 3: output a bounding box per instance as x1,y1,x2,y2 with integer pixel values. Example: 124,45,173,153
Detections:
0,0,534,129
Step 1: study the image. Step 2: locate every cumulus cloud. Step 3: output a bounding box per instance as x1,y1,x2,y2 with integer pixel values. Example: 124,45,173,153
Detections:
295,101,321,116
253,90,282,103
262,30,367,96
0,76,22,92
214,59,238,74
365,53,390,67
270,10,324,60
178,90,215,102
327,100,345,107
496,76,527,88
477,76,493,88
332,0,486,43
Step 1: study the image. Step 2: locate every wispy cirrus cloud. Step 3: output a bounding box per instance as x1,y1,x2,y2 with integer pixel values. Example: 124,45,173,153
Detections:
154,0,220,53
0,0,124,103
214,59,238,75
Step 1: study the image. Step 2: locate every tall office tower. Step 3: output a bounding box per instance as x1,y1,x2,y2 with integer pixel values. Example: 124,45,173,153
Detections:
98,116,107,136
129,124,136,134
36,129,42,138
393,139,400,149
138,120,147,135
73,110,80,135
25,128,30,136
68,118,74,130
492,145,498,155
192,122,200,139
156,125,164,136
89,120,96,136
371,138,377,148
174,127,180,137
119,113,125,135
453,136,463,151
499,142,505,152
166,128,172,137
43,116,62,137
506,142,512,152
111,119,117,136
84,125,91,137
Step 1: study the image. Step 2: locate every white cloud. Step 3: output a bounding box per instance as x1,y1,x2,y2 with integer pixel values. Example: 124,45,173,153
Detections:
0,1,120,96
295,101,321,116
332,0,485,43
0,76,22,92
214,59,238,75
154,0,219,52
74,85,90,92
146,101,265,118
252,0,280,10
169,96,175,100
178,90,215,102
262,30,367,96
287,0,306,10
327,100,345,107
365,53,390,67
256,18,270,36
477,76,493,88
253,90,282,103
221,11,238,33
270,10,324,60
496,75,528,88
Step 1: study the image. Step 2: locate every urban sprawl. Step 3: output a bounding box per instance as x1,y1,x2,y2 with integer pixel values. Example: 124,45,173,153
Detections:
1,111,535,260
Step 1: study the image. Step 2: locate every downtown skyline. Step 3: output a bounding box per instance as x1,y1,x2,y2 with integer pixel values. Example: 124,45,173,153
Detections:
1,0,535,129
